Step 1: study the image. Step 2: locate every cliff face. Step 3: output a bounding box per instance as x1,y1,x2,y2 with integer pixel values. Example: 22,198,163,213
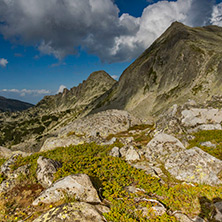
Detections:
93,22,222,118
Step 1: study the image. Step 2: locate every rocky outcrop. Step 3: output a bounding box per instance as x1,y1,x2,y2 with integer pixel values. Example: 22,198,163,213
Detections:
59,109,141,138
36,156,62,188
145,133,185,162
33,202,109,222
165,147,222,185
32,174,101,205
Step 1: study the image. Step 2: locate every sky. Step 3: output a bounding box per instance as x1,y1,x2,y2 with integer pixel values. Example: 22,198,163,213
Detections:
0,0,222,104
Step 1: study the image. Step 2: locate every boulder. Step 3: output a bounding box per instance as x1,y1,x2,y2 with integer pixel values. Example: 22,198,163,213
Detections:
214,201,222,221
40,136,84,152
145,133,185,162
102,137,117,145
125,146,140,162
33,202,109,222
181,108,222,127
36,156,62,188
165,147,222,185
0,146,12,158
109,147,121,157
119,146,129,157
32,174,101,206
59,109,141,138
200,141,216,148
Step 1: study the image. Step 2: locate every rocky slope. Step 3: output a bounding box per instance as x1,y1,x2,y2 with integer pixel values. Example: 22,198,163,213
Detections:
0,71,116,151
93,22,222,119
0,96,33,112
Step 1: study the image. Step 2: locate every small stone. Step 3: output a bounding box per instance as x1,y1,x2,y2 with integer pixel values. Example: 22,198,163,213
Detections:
125,146,140,161
109,147,120,157
200,141,216,148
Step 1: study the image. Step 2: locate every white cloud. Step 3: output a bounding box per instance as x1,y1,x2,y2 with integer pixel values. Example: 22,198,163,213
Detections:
0,58,8,67
0,0,219,63
111,75,118,80
57,85,67,94
211,3,222,26
0,88,51,96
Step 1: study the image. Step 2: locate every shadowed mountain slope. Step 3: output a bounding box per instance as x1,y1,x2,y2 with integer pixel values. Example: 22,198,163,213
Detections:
0,96,33,112
93,22,222,118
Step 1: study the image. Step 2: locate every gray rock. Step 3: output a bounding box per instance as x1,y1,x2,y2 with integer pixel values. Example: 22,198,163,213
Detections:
33,202,109,222
0,146,12,158
0,154,20,177
181,108,222,127
32,174,101,206
102,137,117,145
145,133,185,162
200,141,216,148
125,146,140,161
109,147,120,157
119,146,129,157
214,201,222,221
0,164,29,193
59,109,141,138
165,147,222,185
174,213,204,222
189,124,222,133
131,161,161,177
36,156,62,188
40,136,84,152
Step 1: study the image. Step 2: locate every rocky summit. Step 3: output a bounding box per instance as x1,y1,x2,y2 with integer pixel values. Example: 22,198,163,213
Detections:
1,22,222,221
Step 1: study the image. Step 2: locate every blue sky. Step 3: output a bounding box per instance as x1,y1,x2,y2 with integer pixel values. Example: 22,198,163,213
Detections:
0,0,222,104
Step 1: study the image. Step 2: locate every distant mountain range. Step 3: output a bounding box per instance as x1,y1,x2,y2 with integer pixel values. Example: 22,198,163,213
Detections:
0,96,33,112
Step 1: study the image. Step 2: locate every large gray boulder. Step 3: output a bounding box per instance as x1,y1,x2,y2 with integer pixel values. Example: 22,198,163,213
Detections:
40,136,84,152
181,108,222,127
59,109,141,138
165,147,222,185
145,133,185,162
32,174,101,206
36,156,62,188
33,202,109,222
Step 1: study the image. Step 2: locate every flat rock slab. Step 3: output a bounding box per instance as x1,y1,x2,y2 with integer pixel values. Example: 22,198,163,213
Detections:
145,133,185,162
33,202,108,222
40,136,84,152
181,108,222,127
32,174,101,206
59,109,141,138
165,147,222,185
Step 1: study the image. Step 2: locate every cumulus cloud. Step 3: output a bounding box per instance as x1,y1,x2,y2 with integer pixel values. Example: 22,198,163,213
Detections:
0,0,220,62
111,75,119,80
0,89,51,97
57,85,67,93
0,58,8,67
211,2,222,26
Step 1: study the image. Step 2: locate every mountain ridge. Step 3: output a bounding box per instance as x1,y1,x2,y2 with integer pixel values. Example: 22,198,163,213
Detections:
91,22,222,119
0,96,33,112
